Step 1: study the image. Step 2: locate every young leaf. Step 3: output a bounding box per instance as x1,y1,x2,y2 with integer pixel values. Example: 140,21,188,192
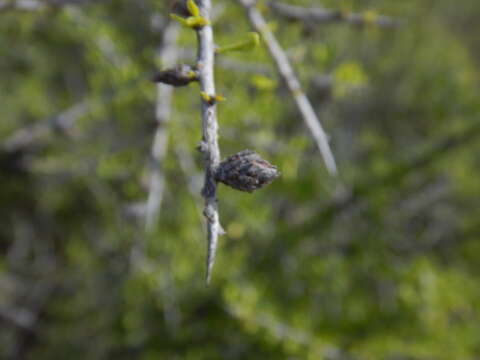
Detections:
170,13,189,26
186,16,210,28
187,0,200,17
216,32,261,54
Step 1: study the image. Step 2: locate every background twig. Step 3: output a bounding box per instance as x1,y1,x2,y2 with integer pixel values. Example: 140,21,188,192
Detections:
145,21,179,231
0,0,102,11
237,0,338,175
268,1,402,28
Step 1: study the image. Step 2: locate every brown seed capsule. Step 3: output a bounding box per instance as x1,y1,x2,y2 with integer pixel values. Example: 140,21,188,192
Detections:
151,64,198,87
215,150,280,192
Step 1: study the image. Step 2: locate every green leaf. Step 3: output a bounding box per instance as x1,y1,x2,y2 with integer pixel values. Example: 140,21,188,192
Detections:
216,32,261,54
169,13,189,26
187,0,200,17
185,16,209,28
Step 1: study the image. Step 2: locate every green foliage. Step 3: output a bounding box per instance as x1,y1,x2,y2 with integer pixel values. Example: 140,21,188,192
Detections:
1,0,480,359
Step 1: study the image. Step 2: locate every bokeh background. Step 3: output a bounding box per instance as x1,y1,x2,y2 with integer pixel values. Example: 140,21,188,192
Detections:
1,0,480,359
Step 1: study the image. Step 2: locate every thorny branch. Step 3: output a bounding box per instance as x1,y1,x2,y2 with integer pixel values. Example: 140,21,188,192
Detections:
237,0,338,175
195,0,224,284
145,22,179,231
268,1,402,28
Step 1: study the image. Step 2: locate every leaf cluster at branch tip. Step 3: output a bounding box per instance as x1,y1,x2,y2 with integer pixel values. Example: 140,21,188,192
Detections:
170,0,209,29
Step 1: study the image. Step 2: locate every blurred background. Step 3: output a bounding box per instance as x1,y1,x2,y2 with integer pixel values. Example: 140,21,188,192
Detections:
1,0,480,359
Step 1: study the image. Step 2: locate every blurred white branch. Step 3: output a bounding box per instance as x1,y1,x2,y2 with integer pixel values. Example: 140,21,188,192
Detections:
145,22,179,231
0,0,101,11
268,1,402,28
174,144,204,223
2,72,148,154
3,100,89,152
0,0,42,11
237,0,338,175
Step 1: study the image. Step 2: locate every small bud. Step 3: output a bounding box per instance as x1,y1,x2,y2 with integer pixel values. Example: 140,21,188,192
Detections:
215,150,280,192
200,91,212,103
185,16,209,28
151,64,198,87
169,0,209,29
200,92,226,104
213,94,227,102
363,10,378,24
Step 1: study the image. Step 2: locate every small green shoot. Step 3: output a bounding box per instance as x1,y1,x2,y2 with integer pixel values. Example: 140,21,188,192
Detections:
216,32,260,54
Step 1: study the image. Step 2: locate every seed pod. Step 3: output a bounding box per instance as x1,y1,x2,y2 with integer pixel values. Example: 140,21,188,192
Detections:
151,64,198,87
215,150,280,192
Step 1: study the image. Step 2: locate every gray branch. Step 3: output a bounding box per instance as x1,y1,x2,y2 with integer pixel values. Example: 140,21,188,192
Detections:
195,0,223,284
0,0,102,11
145,22,179,231
3,99,89,152
268,1,402,28
0,0,42,11
0,306,37,331
2,73,149,154
237,0,338,175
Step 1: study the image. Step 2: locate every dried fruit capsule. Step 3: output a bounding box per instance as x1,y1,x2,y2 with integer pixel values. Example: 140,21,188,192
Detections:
215,150,280,192
151,64,198,87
